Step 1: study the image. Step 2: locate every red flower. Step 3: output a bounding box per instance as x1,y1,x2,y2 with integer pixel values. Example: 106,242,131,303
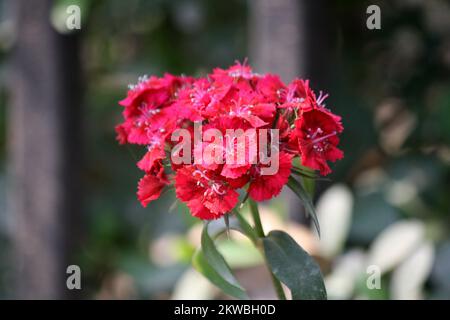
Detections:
175,78,212,122
211,61,256,82
256,74,287,103
203,116,255,179
119,74,177,117
248,152,293,201
115,123,129,145
294,108,344,175
137,161,169,207
137,145,166,172
281,79,316,111
175,166,239,220
232,95,276,128
116,74,191,145
116,62,345,220
137,175,164,207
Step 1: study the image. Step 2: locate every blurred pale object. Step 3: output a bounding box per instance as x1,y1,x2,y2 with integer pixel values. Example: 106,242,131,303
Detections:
386,180,418,206
375,99,417,154
150,233,180,267
353,168,388,194
325,249,366,299
437,145,450,165
218,235,263,268
285,224,318,256
96,272,137,300
235,265,281,300
187,219,253,248
187,223,204,247
314,184,353,258
258,205,285,232
172,268,219,300
386,165,429,207
390,241,435,300
368,220,425,274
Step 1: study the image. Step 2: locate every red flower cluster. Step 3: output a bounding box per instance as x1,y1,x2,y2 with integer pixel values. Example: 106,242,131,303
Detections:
116,62,344,220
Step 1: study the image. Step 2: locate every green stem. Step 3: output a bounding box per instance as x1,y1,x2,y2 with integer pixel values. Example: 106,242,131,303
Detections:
248,200,287,300
249,200,265,237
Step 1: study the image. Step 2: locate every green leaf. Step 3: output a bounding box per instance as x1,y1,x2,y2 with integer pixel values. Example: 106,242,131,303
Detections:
248,199,265,237
198,222,249,299
287,176,320,236
291,168,331,182
301,176,315,197
291,167,317,179
224,213,230,237
263,230,327,300
192,250,248,299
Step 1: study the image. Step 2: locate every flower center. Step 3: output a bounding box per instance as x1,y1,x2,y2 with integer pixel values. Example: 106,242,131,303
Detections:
193,169,227,196
305,127,337,153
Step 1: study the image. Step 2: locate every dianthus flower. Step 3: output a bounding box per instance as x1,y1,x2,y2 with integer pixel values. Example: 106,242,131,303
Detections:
116,62,344,220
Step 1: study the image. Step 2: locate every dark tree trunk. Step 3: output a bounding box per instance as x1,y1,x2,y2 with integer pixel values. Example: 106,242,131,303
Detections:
249,0,302,82
8,0,82,299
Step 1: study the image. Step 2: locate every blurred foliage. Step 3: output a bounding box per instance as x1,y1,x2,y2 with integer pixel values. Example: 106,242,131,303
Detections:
0,0,448,299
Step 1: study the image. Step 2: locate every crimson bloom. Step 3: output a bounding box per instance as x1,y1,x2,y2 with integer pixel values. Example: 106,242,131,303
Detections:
137,160,169,207
175,166,239,220
294,108,344,175
248,152,293,201
116,62,344,220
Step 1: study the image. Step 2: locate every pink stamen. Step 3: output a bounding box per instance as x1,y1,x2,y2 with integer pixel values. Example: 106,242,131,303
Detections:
310,131,337,145
309,127,323,140
193,169,210,181
316,91,329,106
211,183,226,195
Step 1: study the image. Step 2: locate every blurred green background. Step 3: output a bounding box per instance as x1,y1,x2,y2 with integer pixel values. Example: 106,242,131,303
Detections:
0,0,449,299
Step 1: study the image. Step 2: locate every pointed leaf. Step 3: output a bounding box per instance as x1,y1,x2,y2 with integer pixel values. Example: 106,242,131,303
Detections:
199,222,249,299
263,230,327,300
192,250,248,299
287,176,320,236
301,175,315,197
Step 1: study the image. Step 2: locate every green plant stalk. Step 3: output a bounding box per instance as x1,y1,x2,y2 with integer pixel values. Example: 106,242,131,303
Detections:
248,200,287,300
